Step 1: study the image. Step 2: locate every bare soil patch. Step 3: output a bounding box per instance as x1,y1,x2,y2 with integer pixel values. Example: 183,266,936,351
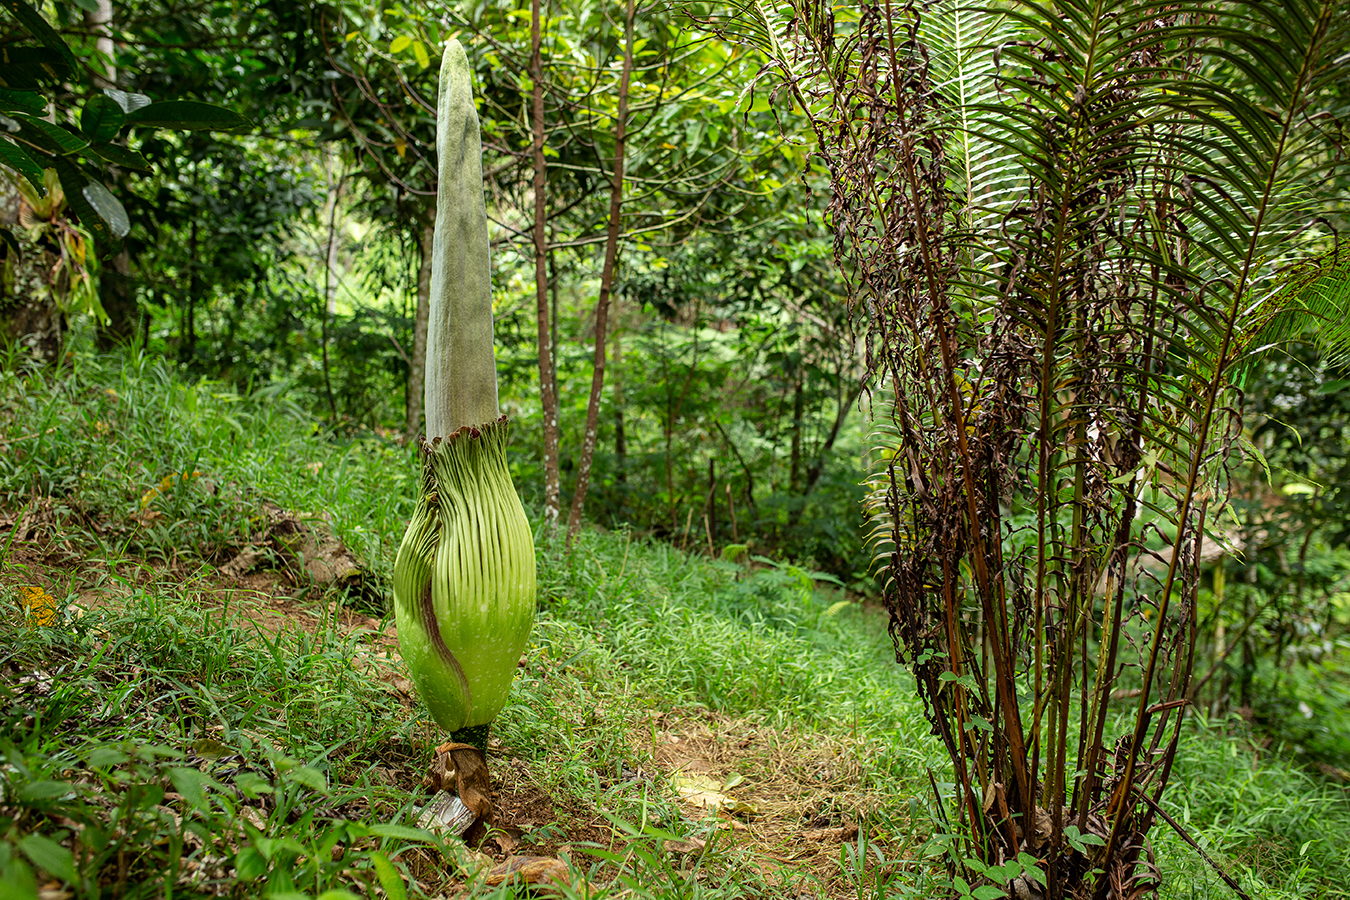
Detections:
645,709,907,895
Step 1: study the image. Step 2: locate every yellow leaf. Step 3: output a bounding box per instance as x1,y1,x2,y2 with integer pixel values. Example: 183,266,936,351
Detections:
390,35,412,54
412,40,430,70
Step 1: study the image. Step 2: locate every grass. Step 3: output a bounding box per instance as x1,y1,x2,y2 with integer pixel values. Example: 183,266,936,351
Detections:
2,351,1350,899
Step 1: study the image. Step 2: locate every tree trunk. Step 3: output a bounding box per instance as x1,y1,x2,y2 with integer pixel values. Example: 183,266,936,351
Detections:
788,376,805,493
565,0,636,544
802,381,863,496
87,0,115,81
324,148,342,316
532,0,562,526
96,252,135,350
613,322,627,487
184,219,198,364
87,0,138,351
705,457,717,548
319,170,342,419
0,186,60,365
0,264,62,365
405,216,434,443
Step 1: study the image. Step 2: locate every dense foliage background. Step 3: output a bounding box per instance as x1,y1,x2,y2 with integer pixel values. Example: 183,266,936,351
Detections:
0,0,870,578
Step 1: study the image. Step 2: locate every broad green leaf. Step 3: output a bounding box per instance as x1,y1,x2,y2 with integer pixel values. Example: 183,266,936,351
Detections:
2,1,77,69
125,100,249,132
234,847,267,880
1017,853,1047,887
11,114,86,155
369,852,407,900
0,48,72,89
0,854,39,900
412,40,430,69
82,181,129,237
390,35,412,53
274,836,309,858
17,834,76,884
283,766,328,794
167,767,211,809
234,771,273,798
0,137,46,192
101,88,151,114
66,0,100,10
366,823,435,842
80,95,124,142
85,747,128,768
50,157,120,253
0,88,43,114
85,143,150,172
18,781,72,801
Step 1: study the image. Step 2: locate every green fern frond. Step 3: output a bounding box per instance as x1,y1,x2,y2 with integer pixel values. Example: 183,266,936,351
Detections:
1244,250,1350,365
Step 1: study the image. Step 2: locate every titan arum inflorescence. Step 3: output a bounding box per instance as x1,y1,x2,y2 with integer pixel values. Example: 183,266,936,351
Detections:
392,40,535,757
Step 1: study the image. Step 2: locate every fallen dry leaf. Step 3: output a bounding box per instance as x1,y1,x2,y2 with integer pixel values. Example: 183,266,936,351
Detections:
671,774,758,818
491,826,521,855
19,585,57,626
484,855,570,889
803,823,858,843
663,836,707,854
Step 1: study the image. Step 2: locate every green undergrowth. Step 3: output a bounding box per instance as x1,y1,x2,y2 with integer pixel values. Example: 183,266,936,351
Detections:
0,580,440,899
0,351,417,574
3,353,1350,899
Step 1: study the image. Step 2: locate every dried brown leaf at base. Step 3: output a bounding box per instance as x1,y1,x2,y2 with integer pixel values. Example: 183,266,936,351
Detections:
427,742,493,820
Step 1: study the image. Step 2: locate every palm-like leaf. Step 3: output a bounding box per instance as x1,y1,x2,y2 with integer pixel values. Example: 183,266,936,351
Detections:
750,0,1350,892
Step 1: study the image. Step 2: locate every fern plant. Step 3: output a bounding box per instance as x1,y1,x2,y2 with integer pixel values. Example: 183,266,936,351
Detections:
715,0,1350,894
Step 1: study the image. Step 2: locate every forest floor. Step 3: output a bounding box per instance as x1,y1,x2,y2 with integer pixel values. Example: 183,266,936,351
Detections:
1,526,920,899
3,355,1350,899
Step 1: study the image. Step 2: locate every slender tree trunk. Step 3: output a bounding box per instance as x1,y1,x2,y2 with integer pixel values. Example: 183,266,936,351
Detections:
788,376,805,493
88,0,138,350
88,0,114,80
184,219,198,364
705,457,717,547
802,381,863,495
405,216,434,443
548,242,560,410
532,0,562,525
613,322,627,487
565,0,636,544
319,171,342,420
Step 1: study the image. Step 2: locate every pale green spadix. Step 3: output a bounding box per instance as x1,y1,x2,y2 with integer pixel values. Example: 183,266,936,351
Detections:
392,40,535,746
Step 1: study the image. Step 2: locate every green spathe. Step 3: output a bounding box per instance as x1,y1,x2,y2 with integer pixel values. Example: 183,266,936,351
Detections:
393,418,535,732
